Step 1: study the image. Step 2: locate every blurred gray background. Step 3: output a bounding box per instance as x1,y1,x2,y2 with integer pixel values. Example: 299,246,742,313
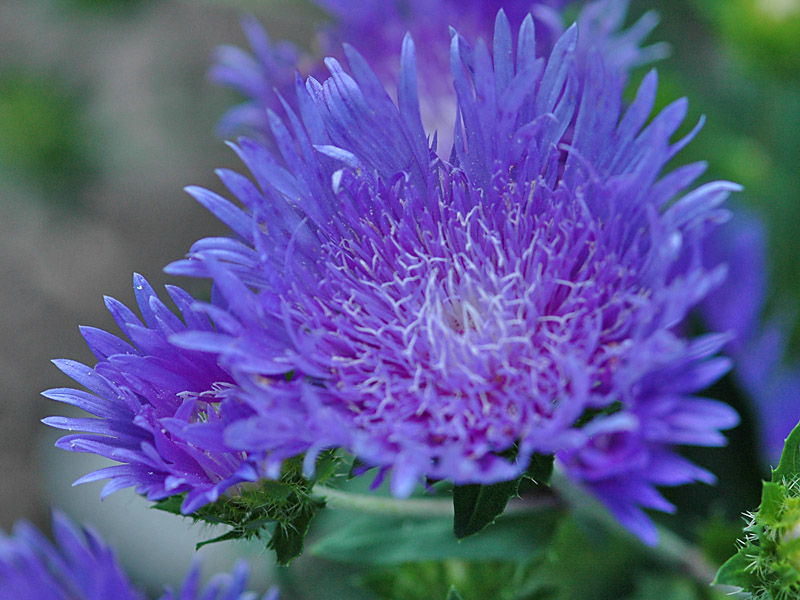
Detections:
0,0,322,592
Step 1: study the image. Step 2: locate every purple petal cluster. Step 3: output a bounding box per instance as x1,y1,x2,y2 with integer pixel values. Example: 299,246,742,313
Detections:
0,511,278,600
211,0,667,143
210,15,302,140
169,11,739,543
43,275,256,514
312,0,570,114
700,210,800,461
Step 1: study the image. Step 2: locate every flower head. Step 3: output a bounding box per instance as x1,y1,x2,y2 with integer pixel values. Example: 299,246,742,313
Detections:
43,275,256,514
211,0,667,142
170,10,740,543
0,510,278,600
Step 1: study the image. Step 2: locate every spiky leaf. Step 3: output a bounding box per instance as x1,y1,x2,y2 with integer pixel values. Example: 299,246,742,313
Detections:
525,453,555,486
772,418,800,482
713,419,800,597
713,547,760,589
152,452,341,565
452,477,521,539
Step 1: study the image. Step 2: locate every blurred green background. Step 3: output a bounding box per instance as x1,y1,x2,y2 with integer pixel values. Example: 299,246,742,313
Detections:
0,0,798,598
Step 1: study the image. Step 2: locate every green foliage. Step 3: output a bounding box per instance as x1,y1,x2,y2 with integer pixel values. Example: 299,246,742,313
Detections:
627,575,707,600
696,512,750,568
153,452,342,565
694,0,800,77
362,562,515,600
714,419,800,598
530,517,649,600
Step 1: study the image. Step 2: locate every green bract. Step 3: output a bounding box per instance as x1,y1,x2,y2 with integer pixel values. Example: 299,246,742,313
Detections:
153,453,340,565
715,419,800,598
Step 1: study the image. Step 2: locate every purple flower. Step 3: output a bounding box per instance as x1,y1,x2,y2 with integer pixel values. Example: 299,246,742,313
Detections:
211,0,667,144
170,10,739,544
699,210,800,461
737,325,800,461
700,209,768,353
210,15,303,141
0,510,278,600
43,275,256,514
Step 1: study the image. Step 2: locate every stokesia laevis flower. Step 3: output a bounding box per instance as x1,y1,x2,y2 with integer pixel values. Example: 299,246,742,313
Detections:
0,510,279,600
168,9,740,544
43,275,256,515
211,0,667,143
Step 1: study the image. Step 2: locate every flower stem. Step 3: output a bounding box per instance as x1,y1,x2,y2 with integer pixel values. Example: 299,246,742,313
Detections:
311,484,456,517
310,484,557,517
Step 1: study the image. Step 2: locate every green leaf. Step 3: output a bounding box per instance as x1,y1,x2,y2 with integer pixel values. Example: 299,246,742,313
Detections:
269,498,320,565
713,546,759,589
524,453,555,486
312,451,343,485
446,587,464,600
452,478,521,539
151,495,184,516
195,529,244,550
757,481,785,524
772,418,800,482
311,508,560,565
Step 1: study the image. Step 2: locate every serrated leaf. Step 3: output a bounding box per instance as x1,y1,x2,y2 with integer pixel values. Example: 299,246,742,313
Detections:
525,453,555,486
149,455,328,565
757,481,785,524
312,508,560,565
314,451,342,484
446,587,464,600
453,477,521,538
260,480,294,502
151,495,184,516
196,529,243,550
269,499,321,566
772,419,800,482
713,546,759,589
